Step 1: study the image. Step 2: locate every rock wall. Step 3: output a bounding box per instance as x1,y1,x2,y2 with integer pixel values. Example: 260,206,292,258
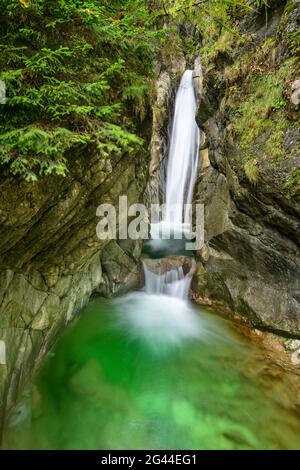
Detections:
192,0,300,337
0,145,147,433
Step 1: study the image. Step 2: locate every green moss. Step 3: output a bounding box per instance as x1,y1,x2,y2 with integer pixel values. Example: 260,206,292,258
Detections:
229,58,298,170
263,118,287,164
285,169,300,199
152,105,167,128
287,29,300,55
234,73,285,146
278,1,300,54
164,0,251,67
244,161,259,184
224,37,277,84
284,0,300,15
202,30,246,65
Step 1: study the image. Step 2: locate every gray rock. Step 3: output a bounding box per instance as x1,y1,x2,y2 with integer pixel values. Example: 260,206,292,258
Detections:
0,138,148,434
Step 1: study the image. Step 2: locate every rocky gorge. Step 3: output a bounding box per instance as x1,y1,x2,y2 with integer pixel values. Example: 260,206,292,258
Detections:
192,0,300,336
0,0,300,450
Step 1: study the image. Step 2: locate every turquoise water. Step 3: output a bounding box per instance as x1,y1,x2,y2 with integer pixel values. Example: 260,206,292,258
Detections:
4,292,300,450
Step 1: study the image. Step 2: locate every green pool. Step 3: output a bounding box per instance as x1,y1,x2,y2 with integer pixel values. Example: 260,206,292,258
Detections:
4,292,300,450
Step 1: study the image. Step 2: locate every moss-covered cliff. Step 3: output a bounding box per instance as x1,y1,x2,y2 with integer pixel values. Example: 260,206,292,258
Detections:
192,0,300,336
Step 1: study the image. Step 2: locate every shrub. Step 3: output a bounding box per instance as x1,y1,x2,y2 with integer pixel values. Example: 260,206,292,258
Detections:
0,0,165,180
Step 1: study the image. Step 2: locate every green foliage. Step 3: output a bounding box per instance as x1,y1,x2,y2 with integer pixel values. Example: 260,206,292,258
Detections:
202,30,246,63
162,0,250,60
224,37,279,84
244,161,259,185
229,57,298,171
287,29,300,55
254,0,269,7
0,0,165,180
234,71,287,148
285,169,300,199
225,40,299,194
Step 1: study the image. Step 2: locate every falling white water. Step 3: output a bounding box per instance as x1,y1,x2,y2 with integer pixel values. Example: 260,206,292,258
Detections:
143,259,196,299
143,69,200,302
165,70,200,226
149,69,200,242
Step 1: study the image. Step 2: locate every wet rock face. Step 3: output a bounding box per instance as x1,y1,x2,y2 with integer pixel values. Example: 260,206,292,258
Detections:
0,146,148,429
192,1,300,336
143,257,193,276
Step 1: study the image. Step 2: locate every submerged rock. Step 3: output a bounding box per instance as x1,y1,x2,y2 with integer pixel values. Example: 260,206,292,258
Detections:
143,257,193,276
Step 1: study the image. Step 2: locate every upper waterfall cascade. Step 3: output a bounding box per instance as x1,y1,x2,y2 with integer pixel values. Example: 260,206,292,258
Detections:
165,70,200,226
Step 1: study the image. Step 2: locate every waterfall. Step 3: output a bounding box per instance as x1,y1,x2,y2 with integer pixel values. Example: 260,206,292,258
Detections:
165,70,200,225
143,69,200,300
143,259,196,299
